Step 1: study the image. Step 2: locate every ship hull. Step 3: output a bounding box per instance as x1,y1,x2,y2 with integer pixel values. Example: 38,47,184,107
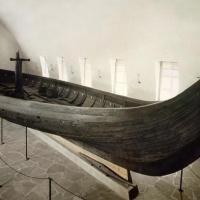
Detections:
0,69,199,176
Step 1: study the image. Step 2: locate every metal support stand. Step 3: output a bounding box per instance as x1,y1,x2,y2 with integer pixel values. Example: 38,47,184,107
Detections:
127,170,139,200
1,118,4,145
25,127,29,160
127,170,133,184
48,177,52,200
179,169,184,192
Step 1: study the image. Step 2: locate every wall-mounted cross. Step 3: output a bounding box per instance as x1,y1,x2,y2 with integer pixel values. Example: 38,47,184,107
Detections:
10,51,30,95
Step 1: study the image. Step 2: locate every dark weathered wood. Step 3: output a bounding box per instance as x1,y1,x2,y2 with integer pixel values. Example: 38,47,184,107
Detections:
0,69,199,176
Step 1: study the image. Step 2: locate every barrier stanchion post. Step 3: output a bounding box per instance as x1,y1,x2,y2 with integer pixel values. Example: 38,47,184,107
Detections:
179,169,184,192
25,126,29,160
49,177,52,200
1,118,4,145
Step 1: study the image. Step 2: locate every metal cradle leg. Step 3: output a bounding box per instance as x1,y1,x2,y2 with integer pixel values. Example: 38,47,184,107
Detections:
1,118,4,145
127,170,139,199
25,126,29,160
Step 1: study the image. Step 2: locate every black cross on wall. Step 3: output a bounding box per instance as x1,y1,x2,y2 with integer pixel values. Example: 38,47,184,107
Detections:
10,51,30,95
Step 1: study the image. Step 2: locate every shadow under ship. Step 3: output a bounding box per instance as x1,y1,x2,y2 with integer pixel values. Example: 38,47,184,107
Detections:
0,64,199,176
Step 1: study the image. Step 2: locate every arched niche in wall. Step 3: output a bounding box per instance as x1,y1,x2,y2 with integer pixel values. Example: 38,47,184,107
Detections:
0,21,20,70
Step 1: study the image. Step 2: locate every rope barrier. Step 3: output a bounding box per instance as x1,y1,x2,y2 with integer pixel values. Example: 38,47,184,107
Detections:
189,167,200,180
0,155,87,200
0,156,48,180
52,179,87,200
0,118,87,199
0,176,15,187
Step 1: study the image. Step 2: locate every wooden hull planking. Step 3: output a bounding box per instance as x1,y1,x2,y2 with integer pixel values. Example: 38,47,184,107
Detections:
0,69,199,176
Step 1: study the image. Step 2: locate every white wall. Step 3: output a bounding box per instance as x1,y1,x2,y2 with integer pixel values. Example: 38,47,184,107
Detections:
0,0,200,100
0,22,20,70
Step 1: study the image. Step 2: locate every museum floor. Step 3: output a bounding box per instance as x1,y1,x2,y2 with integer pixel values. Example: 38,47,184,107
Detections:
0,120,199,200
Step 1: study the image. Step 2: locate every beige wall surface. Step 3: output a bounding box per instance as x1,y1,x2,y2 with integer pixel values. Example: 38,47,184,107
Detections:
0,0,200,100
0,22,20,70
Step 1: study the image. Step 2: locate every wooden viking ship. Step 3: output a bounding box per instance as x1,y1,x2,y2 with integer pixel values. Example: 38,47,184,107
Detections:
0,55,199,176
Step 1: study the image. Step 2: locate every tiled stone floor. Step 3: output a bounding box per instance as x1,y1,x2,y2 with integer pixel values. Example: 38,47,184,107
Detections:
0,121,122,200
131,163,200,200
0,120,199,200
